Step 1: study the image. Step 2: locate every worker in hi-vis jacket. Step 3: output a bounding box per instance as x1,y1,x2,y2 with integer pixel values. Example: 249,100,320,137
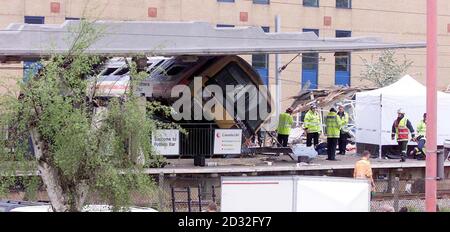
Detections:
391,108,415,162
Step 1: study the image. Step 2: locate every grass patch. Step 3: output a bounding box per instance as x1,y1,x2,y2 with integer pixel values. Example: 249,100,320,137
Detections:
406,206,422,212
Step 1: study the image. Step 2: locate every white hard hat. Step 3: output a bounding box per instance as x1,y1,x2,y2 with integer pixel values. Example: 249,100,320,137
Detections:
397,108,405,114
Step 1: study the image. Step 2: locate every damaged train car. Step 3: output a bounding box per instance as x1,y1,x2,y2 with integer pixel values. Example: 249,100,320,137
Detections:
93,55,273,156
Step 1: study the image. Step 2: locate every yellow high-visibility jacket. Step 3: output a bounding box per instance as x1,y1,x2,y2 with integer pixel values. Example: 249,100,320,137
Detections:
304,110,321,133
325,112,341,138
277,113,294,135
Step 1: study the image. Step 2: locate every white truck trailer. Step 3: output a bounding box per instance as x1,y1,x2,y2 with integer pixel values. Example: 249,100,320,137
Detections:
221,176,371,212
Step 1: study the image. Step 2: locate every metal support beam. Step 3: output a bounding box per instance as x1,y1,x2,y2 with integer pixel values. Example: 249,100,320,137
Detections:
426,0,438,212
158,173,165,211
275,15,282,121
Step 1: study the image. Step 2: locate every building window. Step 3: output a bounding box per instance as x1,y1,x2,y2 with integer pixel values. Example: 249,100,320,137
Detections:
336,30,352,38
23,59,43,82
23,16,45,155
252,26,270,85
303,28,319,37
218,0,235,2
335,52,350,72
23,16,45,82
302,29,319,89
216,24,235,28
303,0,319,7
24,16,45,24
336,0,351,9
65,17,81,20
335,30,352,86
253,0,270,4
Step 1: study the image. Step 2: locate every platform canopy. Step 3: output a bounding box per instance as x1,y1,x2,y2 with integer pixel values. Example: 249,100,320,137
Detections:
0,20,425,60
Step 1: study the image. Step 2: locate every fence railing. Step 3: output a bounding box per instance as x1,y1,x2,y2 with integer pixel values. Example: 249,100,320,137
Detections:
179,124,214,157
371,178,450,212
170,184,218,212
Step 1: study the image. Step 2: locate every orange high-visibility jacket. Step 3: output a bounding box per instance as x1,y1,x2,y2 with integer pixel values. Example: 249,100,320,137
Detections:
391,117,415,141
354,158,373,179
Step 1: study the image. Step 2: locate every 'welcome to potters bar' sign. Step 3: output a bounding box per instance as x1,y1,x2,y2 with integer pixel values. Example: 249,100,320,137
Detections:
152,129,180,156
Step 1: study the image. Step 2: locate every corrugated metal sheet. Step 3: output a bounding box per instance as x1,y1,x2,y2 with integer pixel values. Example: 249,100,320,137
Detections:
0,21,425,59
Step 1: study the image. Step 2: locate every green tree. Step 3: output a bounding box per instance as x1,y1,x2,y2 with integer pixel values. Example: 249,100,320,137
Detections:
360,50,413,87
0,20,171,212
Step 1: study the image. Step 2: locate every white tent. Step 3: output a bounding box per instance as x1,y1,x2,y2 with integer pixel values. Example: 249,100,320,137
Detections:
355,75,450,148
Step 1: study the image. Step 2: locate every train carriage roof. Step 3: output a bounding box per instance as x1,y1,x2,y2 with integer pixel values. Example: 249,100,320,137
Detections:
0,21,425,61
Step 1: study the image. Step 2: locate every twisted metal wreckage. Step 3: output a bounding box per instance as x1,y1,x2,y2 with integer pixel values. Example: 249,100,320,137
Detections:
288,87,375,143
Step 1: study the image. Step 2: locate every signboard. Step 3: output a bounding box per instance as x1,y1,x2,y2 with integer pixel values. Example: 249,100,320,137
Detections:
213,129,242,154
152,129,179,156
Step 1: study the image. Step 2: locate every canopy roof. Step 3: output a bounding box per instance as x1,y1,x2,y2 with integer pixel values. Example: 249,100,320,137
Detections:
359,75,448,97
0,21,425,60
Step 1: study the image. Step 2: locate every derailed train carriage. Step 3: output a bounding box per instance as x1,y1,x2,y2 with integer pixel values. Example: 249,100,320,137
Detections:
94,55,272,157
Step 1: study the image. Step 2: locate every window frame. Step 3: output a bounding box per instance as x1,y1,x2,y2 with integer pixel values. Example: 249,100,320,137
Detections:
335,30,352,86
252,26,270,69
23,16,45,82
336,0,352,9
303,28,319,37
302,29,320,71
253,0,270,5
252,26,270,85
24,16,45,24
301,28,320,89
335,52,351,72
336,30,352,38
65,17,81,21
303,0,319,8
216,24,235,28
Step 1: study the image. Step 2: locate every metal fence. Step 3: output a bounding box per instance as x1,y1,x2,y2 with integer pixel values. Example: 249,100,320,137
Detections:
371,178,450,212
169,185,219,212
152,175,221,212
178,123,215,158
